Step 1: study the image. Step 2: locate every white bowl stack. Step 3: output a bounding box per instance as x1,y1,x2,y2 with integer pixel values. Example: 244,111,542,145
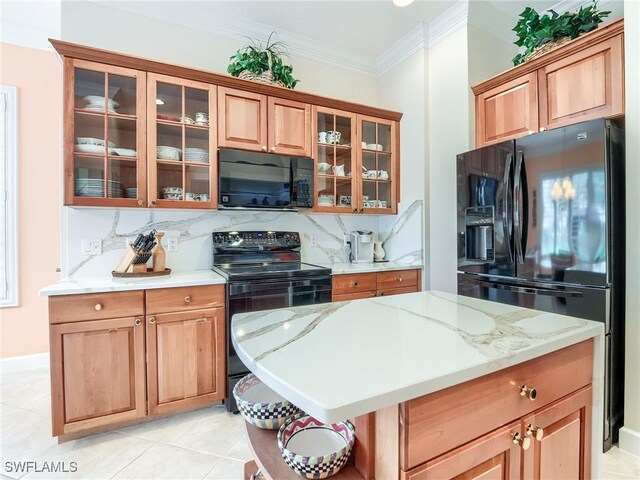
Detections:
157,146,181,161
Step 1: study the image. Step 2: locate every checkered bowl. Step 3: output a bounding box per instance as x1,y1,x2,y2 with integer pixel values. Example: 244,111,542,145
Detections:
278,413,356,479
233,373,300,430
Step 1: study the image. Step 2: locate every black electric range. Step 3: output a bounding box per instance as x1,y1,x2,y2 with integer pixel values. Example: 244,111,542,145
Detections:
212,231,332,412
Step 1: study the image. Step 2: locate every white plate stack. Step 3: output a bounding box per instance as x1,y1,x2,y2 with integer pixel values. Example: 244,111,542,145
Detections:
75,179,124,198
184,148,209,163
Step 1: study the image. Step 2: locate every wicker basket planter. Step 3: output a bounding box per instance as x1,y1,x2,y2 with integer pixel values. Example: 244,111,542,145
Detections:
526,37,572,62
238,70,286,88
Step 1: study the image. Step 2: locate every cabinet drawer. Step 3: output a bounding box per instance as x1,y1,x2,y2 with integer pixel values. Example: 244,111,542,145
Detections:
377,286,419,297
332,273,377,295
332,291,376,302
377,269,418,290
399,339,593,470
49,291,144,324
146,285,225,314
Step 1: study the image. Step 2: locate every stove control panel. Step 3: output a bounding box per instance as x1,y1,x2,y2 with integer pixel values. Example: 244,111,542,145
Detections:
212,231,301,250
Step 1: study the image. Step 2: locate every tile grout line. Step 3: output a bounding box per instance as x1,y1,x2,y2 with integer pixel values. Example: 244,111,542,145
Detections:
107,442,156,480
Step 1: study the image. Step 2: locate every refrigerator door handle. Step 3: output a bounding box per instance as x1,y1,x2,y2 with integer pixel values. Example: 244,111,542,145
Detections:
503,153,513,264
472,278,584,298
513,151,524,264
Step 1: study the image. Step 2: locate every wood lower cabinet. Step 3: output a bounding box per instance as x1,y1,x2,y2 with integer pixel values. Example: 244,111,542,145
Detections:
522,385,592,480
146,308,225,415
332,269,421,302
393,340,594,480
401,422,522,480
50,316,146,436
49,286,226,438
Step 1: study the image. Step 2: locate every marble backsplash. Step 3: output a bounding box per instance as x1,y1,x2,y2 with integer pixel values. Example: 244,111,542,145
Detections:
63,201,423,278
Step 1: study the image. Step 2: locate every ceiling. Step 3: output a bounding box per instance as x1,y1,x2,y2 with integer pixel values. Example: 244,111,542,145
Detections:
83,0,623,74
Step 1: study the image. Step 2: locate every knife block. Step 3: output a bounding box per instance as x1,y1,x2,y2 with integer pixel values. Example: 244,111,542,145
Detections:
113,244,138,274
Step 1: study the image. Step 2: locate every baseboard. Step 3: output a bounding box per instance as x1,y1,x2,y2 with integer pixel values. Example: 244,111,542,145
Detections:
619,426,640,457
0,352,49,374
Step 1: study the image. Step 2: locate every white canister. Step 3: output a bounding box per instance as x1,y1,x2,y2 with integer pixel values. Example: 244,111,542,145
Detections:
318,131,327,143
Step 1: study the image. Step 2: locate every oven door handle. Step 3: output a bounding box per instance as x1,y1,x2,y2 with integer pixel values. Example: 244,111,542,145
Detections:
228,279,332,296
471,278,583,298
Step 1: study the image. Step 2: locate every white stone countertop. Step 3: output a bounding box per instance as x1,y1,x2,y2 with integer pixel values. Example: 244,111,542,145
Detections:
39,263,423,295
232,290,604,424
323,262,423,275
39,270,226,296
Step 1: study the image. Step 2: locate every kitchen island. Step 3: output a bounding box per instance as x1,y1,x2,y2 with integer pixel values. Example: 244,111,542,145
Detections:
232,290,604,480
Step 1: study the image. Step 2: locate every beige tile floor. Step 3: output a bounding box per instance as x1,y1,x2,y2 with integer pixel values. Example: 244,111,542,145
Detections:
1,366,639,479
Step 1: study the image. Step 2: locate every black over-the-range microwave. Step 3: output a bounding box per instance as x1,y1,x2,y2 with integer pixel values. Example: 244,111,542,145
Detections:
218,148,314,210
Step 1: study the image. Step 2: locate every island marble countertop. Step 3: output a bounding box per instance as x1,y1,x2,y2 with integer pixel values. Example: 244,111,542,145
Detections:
322,262,422,275
232,290,603,424
39,270,226,296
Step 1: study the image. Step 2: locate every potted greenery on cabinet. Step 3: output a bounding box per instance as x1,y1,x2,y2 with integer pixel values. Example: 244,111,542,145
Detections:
227,33,300,89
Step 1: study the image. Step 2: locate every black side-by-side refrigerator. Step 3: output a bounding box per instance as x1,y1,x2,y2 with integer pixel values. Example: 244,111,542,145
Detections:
456,118,625,451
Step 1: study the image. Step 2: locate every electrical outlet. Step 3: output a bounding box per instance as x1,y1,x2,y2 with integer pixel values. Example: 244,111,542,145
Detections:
82,239,102,256
310,234,318,247
343,234,350,246
167,237,178,252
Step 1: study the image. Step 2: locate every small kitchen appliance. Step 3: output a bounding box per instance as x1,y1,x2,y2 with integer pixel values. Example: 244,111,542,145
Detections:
349,230,374,264
211,231,332,412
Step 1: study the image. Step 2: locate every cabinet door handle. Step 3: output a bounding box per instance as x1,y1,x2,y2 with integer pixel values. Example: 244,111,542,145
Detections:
528,130,534,135
519,384,538,401
539,127,546,132
94,303,103,311
184,296,191,303
134,319,141,326
378,291,385,296
261,146,267,151
350,281,358,287
397,276,403,282
137,199,144,206
353,208,358,212
150,200,157,206
512,432,531,450
148,317,156,324
526,424,544,440
270,146,276,152
370,292,377,297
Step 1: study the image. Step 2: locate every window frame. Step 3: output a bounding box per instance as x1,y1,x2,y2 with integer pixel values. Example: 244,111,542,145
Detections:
1,85,19,308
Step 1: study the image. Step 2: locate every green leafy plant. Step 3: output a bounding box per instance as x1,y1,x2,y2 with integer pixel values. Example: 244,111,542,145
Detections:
227,32,300,89
512,0,610,65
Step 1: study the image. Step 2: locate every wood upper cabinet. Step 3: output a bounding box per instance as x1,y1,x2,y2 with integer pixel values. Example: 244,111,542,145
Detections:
49,316,146,436
268,97,311,156
522,386,592,480
147,73,217,209
218,87,268,151
401,422,522,480
476,72,539,147
473,20,624,147
64,59,147,207
146,307,226,415
357,115,399,214
218,87,311,156
538,35,624,131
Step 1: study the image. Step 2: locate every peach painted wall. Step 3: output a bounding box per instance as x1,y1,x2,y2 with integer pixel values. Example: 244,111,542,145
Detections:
0,43,61,357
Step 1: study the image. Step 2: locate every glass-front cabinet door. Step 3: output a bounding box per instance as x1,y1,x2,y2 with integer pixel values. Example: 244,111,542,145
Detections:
313,107,357,213
357,115,397,214
65,60,146,206
148,74,217,209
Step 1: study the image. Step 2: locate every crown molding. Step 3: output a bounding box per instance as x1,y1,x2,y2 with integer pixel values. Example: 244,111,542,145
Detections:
427,0,468,48
90,1,378,76
376,23,426,76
